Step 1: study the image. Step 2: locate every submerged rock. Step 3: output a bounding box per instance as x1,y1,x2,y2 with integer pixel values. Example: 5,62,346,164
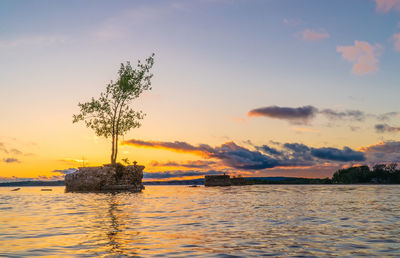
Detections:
65,164,144,192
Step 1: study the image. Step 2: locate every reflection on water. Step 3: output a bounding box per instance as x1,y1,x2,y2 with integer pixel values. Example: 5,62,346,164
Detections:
1,185,400,256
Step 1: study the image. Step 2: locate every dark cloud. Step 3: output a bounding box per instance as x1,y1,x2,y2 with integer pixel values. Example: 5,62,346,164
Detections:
319,109,365,121
248,105,397,127
310,147,365,162
256,145,283,156
248,105,318,124
125,138,367,172
283,143,310,153
3,158,20,163
52,168,78,175
211,142,279,169
123,139,279,170
375,124,400,133
144,170,221,179
150,160,215,168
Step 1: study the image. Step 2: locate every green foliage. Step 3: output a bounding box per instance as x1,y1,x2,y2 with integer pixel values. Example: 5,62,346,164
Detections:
332,163,400,184
121,158,131,165
73,54,155,164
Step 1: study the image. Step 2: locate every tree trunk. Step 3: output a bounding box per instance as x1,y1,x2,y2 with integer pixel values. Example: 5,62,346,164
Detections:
114,134,119,164
111,134,115,164
113,99,125,165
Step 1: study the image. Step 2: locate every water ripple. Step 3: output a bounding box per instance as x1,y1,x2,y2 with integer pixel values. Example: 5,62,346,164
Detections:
0,185,400,256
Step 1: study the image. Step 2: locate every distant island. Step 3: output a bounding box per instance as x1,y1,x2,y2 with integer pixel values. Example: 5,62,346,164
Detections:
1,163,399,187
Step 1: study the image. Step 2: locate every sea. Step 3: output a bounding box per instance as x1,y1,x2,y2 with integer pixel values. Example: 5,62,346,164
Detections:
0,185,399,257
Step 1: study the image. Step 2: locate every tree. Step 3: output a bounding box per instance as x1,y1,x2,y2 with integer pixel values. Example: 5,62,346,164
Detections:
73,54,155,164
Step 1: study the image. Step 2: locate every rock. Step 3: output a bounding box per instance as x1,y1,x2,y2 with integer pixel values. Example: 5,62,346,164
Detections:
204,174,254,186
204,174,231,186
65,164,144,192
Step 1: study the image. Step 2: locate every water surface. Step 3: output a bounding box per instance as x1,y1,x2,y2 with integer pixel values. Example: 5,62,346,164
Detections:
1,185,400,257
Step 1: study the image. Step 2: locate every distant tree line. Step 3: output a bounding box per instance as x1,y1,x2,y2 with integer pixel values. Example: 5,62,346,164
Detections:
332,163,400,184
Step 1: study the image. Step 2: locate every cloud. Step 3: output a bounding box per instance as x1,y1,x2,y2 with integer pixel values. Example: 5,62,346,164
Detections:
248,106,318,125
392,33,400,52
300,29,330,42
375,123,400,133
375,0,400,12
359,141,400,163
121,139,213,156
52,168,78,175
261,142,365,163
150,160,215,168
256,145,283,156
248,105,369,124
337,40,383,75
123,139,279,170
310,147,366,162
377,112,399,121
291,127,320,133
0,143,7,153
360,141,400,153
9,148,22,155
93,3,182,41
3,158,20,163
60,158,89,164
319,109,365,121
283,18,303,27
0,35,67,49
283,143,310,153
124,139,367,172
144,170,222,179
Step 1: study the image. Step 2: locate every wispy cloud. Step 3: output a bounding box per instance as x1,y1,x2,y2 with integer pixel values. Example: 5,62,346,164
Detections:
59,158,88,165
319,109,365,121
337,40,383,75
0,143,7,153
291,127,320,133
392,33,400,52
3,158,20,163
300,29,330,42
377,112,400,121
0,35,67,49
375,123,400,133
144,169,221,179
150,160,215,168
375,0,400,12
93,3,182,41
283,18,303,27
52,168,78,175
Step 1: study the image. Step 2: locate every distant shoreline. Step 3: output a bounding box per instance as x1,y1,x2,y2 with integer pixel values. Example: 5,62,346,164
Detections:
1,177,400,187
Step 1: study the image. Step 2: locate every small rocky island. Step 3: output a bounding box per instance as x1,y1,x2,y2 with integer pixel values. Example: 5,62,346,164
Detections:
65,163,144,192
205,174,253,186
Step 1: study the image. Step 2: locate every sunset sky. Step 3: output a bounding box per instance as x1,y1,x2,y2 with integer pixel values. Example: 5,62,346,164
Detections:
1,0,400,181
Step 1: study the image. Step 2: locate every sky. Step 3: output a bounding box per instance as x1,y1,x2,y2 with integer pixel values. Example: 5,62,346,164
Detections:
0,0,400,181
